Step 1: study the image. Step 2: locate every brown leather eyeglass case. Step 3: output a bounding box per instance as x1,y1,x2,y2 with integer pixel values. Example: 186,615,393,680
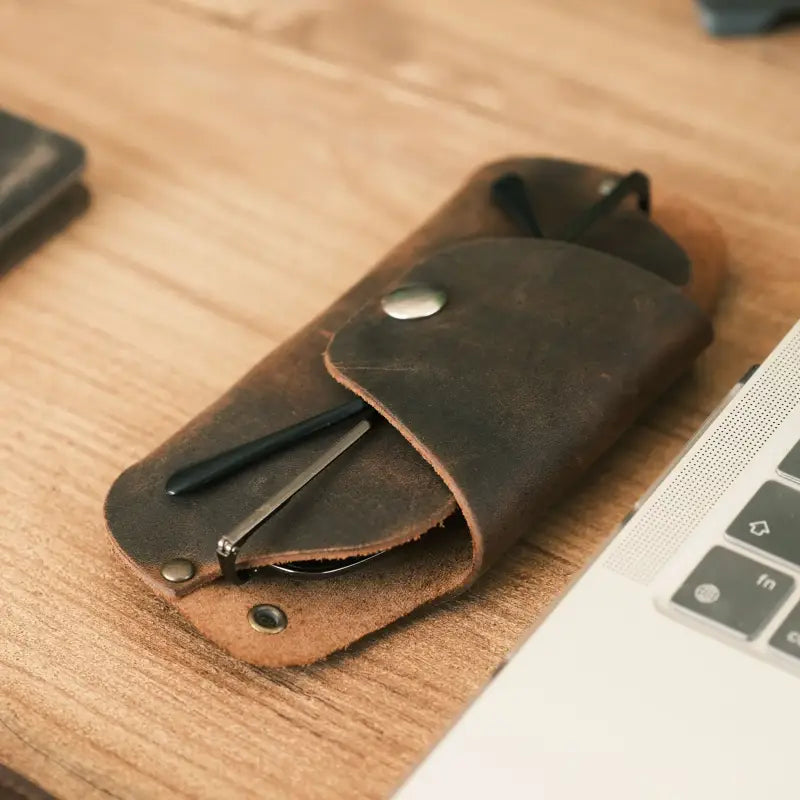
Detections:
104,157,726,666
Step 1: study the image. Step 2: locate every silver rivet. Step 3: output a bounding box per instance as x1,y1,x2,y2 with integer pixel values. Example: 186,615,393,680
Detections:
160,558,195,583
598,177,618,196
381,284,447,320
248,604,288,634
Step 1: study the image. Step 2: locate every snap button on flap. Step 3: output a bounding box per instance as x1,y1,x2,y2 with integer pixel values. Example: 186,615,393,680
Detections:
381,284,447,320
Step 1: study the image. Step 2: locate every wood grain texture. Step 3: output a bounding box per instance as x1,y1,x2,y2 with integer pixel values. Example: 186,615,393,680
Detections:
1,0,799,797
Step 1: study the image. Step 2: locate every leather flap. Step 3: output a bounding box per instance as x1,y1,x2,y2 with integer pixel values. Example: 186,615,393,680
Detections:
326,238,713,578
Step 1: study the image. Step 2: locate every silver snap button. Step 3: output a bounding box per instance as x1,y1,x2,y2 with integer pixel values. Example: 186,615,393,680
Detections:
160,558,195,583
381,284,447,320
248,604,288,634
598,177,618,196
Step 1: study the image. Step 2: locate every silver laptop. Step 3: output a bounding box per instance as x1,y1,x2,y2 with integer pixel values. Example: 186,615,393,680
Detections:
396,320,800,799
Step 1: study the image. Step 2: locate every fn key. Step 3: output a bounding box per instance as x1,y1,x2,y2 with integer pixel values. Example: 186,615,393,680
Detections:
672,546,794,639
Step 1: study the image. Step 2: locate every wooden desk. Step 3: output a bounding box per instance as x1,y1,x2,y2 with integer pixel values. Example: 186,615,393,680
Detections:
1,1,799,797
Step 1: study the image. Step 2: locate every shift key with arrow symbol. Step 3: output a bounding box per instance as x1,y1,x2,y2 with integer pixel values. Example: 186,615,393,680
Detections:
727,481,800,566
748,520,770,536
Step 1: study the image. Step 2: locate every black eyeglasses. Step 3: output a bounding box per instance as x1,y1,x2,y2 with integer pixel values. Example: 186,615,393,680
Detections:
166,168,651,583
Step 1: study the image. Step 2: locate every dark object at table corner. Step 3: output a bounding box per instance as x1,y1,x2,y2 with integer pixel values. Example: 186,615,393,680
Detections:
0,762,57,800
0,182,90,276
695,0,800,35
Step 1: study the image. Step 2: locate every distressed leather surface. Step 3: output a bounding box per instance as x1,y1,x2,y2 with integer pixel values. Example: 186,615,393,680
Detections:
104,157,726,665
327,239,712,578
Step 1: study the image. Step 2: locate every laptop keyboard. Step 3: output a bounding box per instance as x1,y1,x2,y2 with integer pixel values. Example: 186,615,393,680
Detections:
671,444,800,664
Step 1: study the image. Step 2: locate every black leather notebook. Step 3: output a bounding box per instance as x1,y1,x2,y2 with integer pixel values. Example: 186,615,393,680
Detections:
0,109,87,270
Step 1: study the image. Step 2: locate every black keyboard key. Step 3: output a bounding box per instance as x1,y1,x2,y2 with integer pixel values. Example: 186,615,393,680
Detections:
726,481,800,567
778,440,800,484
672,546,793,638
770,601,800,662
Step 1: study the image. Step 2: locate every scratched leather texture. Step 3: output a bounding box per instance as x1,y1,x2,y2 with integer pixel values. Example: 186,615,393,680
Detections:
104,157,725,666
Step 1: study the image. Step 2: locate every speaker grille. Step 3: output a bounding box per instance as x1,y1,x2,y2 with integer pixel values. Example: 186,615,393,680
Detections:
604,326,800,584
